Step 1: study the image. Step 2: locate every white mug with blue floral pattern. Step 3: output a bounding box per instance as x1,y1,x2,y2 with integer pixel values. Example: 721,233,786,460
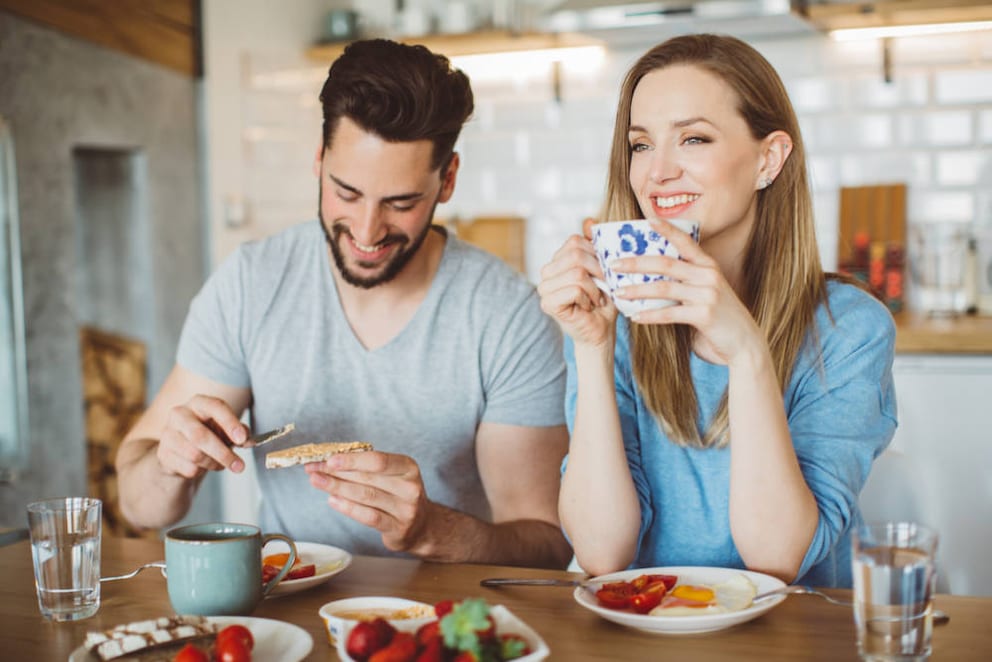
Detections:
591,218,700,317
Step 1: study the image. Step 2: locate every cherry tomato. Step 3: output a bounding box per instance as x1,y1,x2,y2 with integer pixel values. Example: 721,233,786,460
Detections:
215,636,252,662
630,589,664,613
630,574,651,591
643,574,679,591
173,642,209,662
285,563,316,580
600,581,637,597
216,624,254,652
595,588,632,610
261,564,280,583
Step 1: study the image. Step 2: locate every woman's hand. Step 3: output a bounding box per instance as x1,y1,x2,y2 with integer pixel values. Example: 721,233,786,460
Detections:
538,233,617,348
612,219,763,367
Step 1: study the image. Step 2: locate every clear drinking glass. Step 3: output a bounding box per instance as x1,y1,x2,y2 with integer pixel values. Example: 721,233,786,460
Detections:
852,522,938,661
26,497,102,621
909,223,969,317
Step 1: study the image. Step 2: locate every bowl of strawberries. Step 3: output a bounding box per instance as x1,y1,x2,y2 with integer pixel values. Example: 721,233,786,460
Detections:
336,598,549,662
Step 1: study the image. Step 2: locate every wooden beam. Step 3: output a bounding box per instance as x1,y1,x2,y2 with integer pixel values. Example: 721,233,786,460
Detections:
0,0,200,77
307,30,603,65
800,0,992,32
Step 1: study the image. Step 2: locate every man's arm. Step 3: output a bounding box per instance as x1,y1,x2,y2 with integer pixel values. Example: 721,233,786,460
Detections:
307,421,573,569
115,365,252,530
463,421,572,568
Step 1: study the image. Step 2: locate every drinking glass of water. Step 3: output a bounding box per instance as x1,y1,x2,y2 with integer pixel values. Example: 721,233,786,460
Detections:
26,497,102,621
852,522,938,661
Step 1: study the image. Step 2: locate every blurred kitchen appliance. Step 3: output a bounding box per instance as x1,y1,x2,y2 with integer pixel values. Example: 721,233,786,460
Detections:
909,222,970,317
323,9,359,42
837,183,907,313
975,227,992,316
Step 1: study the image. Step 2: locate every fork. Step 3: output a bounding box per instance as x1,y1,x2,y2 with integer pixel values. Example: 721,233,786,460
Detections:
754,584,852,606
100,561,166,583
757,585,950,626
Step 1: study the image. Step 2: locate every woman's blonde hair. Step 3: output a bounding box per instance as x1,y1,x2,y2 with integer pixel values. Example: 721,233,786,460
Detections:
600,34,826,448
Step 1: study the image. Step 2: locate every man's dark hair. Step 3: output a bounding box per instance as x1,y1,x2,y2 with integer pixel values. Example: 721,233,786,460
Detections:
319,39,474,171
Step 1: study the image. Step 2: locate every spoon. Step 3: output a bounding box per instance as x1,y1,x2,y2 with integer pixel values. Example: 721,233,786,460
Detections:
100,561,166,583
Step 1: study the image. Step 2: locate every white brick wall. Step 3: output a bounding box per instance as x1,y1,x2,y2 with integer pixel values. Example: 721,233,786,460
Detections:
234,29,992,279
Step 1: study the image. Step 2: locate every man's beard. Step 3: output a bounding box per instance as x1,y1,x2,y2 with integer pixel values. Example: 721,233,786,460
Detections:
318,186,438,289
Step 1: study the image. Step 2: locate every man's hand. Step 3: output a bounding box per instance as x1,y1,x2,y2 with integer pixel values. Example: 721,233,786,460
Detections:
116,366,252,530
155,394,250,479
304,451,435,554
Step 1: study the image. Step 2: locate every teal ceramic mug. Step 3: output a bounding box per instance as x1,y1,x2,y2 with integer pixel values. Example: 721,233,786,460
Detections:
164,522,297,616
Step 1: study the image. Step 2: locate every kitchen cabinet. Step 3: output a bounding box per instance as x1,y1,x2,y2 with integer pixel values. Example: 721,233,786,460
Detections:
859,354,992,596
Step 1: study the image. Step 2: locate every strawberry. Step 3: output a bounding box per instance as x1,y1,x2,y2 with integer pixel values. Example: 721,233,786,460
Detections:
451,652,478,662
346,618,395,661
413,637,445,662
415,620,441,647
433,599,455,618
477,614,496,643
368,632,417,662
370,617,398,644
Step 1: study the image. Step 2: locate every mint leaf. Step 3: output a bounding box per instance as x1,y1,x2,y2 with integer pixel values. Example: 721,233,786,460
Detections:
500,636,529,660
439,598,492,656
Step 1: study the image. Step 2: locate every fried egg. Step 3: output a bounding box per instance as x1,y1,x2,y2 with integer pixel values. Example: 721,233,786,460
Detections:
648,573,757,616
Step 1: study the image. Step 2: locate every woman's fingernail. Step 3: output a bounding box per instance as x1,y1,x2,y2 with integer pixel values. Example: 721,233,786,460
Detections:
230,459,244,473
231,426,247,443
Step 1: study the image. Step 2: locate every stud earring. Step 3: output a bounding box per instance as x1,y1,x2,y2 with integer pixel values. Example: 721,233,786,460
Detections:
758,177,773,190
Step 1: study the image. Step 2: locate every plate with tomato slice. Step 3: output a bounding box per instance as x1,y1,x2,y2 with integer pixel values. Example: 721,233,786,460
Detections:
573,566,787,635
262,541,352,597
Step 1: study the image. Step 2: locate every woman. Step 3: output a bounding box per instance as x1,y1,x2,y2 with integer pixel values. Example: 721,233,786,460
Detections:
538,34,896,587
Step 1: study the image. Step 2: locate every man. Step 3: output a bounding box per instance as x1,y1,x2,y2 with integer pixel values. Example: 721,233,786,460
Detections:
116,40,571,569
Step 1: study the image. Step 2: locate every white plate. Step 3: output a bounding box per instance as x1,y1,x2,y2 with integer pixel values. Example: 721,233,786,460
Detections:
69,616,313,662
335,603,549,662
262,541,352,597
211,617,313,661
574,566,787,635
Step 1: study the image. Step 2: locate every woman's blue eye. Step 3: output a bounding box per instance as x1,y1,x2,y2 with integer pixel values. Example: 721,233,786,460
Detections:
630,143,650,153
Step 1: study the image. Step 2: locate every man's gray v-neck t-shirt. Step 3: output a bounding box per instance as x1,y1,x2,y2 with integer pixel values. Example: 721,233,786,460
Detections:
176,220,566,556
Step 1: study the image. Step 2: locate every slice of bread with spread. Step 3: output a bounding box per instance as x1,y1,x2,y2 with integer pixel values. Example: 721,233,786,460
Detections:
264,441,373,469
84,615,217,660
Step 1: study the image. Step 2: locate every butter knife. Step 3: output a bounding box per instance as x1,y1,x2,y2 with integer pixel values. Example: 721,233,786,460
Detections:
480,577,591,588
247,422,295,447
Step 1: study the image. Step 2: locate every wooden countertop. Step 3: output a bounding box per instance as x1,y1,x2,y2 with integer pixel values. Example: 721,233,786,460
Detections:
895,312,992,354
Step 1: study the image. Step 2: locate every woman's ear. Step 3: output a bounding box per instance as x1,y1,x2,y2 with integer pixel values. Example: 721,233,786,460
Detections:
755,130,793,190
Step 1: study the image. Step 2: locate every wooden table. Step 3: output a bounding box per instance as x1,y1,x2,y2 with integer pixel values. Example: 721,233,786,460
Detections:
2,537,989,661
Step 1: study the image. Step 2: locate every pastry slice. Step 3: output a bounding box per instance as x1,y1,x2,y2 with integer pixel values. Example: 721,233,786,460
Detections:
84,615,217,660
265,441,373,469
